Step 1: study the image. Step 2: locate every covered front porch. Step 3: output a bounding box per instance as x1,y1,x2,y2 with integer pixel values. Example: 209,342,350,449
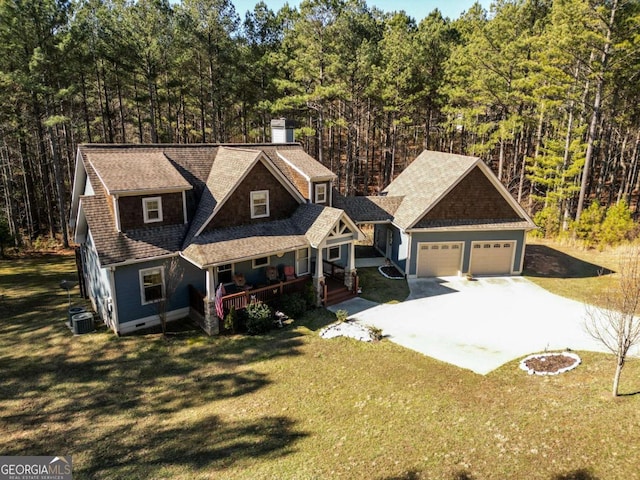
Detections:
181,205,364,335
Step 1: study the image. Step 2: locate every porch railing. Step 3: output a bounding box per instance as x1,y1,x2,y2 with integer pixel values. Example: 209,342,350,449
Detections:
222,275,311,313
323,259,345,281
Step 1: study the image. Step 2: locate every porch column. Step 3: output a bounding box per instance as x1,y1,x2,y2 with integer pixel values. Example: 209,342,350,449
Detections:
344,241,356,291
203,267,220,335
312,246,325,307
205,267,215,301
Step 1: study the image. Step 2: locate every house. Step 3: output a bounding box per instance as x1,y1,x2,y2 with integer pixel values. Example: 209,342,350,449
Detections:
69,122,363,336
69,129,535,336
335,150,536,278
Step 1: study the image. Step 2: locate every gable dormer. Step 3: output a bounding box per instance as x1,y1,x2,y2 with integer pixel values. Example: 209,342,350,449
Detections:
274,148,336,206
203,158,302,230
185,147,306,241
87,151,192,232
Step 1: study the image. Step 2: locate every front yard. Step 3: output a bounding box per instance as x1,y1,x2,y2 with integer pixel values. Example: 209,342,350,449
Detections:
1,251,639,479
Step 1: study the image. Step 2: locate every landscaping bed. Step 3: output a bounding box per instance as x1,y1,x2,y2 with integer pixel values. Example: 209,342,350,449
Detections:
519,352,581,375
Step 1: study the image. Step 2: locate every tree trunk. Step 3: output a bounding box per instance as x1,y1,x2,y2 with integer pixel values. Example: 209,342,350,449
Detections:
612,357,623,397
48,126,69,248
527,106,545,213
576,0,618,221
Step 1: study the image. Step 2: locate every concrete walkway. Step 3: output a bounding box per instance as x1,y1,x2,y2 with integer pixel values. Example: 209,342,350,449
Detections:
326,276,631,375
355,257,385,268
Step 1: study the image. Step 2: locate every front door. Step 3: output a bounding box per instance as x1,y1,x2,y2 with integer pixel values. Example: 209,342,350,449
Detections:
386,228,393,259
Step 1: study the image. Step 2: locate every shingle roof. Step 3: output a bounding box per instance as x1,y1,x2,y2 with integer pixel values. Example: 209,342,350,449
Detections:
333,194,403,223
75,143,357,267
182,147,263,246
292,203,345,247
81,195,187,266
182,203,344,267
272,146,336,180
383,150,478,230
87,151,192,194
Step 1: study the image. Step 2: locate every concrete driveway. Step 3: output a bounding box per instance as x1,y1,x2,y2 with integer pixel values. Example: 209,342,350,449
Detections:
329,276,622,375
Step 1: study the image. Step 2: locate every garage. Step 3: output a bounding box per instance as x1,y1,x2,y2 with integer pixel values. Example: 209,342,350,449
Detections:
469,241,514,275
417,242,463,277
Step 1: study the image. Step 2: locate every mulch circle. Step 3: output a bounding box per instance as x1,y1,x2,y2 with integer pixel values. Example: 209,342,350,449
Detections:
378,265,404,279
519,352,581,376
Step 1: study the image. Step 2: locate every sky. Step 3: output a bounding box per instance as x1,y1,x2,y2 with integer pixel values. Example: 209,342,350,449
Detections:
231,0,491,22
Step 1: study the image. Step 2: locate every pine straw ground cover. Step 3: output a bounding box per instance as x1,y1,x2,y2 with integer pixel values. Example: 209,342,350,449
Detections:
1,254,640,479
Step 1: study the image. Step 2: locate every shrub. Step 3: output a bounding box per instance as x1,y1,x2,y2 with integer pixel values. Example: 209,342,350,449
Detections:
335,309,349,323
303,282,317,308
245,300,273,335
367,325,383,341
532,206,561,238
571,201,605,247
224,306,238,333
280,293,306,319
599,200,636,246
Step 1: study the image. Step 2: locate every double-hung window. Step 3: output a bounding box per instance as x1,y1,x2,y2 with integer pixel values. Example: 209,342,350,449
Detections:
143,197,163,223
250,190,269,218
139,267,164,304
314,184,327,204
296,248,310,275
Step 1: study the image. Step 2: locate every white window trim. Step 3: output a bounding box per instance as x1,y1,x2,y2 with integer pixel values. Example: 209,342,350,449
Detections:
250,190,270,219
296,248,310,275
327,245,341,262
139,266,165,305
314,184,327,204
216,263,233,284
143,196,163,223
252,256,270,268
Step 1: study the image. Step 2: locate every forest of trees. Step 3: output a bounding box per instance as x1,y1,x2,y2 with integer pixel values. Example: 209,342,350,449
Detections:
0,0,639,248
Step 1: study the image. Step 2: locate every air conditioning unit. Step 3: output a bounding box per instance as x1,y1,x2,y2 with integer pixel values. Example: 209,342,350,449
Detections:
72,312,94,334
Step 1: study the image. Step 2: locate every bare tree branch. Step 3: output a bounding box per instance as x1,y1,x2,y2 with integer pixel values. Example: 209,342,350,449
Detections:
584,246,640,396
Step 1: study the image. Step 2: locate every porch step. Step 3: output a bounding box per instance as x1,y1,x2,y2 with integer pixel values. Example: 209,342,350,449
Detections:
325,286,357,307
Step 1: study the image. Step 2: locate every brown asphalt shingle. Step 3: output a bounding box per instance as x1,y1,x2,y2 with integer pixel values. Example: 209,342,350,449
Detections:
275,148,336,180
182,147,263,247
333,194,403,223
182,203,345,267
81,195,187,266
87,151,192,194
383,150,478,230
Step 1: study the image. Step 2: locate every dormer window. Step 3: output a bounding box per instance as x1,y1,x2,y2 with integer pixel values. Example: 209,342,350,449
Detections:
315,184,327,204
250,190,269,218
143,197,163,223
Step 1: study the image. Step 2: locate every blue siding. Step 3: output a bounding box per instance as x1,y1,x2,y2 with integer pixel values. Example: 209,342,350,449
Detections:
373,225,407,272
114,257,204,325
228,252,296,287
373,224,386,253
323,243,348,265
407,230,526,276
82,232,112,323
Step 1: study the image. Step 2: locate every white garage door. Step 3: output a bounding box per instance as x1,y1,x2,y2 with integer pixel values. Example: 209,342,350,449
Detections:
469,241,515,275
417,242,463,277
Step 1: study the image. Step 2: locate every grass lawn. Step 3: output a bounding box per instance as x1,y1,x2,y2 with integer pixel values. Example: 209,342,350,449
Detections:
523,238,631,309
357,267,410,304
1,251,640,479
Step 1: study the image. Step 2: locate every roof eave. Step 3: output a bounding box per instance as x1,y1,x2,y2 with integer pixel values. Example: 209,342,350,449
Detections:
110,185,193,196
